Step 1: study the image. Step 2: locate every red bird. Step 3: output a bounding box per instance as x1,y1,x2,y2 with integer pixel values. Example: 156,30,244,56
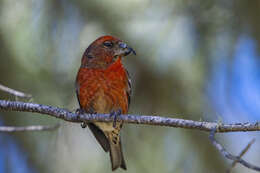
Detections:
76,36,135,171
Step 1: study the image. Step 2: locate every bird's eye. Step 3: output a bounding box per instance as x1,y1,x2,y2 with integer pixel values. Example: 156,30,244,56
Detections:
103,41,113,48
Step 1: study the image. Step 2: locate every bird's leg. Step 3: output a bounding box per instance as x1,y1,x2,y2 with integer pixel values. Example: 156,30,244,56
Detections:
110,109,122,128
81,122,87,128
75,108,85,115
75,108,87,128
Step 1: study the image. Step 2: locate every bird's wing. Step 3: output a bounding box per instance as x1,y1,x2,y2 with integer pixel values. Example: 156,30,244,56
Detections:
126,70,132,108
88,123,110,152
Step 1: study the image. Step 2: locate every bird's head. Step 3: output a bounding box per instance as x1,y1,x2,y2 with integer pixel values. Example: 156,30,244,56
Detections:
81,35,136,69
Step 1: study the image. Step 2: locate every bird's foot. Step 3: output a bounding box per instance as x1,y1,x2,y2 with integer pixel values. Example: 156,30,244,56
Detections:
75,108,85,115
75,108,87,128
110,109,122,128
81,122,87,128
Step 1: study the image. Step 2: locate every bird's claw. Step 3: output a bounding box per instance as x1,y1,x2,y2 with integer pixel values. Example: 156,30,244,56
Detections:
81,122,87,128
75,108,87,128
75,108,85,115
110,109,122,128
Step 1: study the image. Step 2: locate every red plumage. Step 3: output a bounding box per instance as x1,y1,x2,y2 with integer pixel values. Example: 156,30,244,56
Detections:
77,58,129,114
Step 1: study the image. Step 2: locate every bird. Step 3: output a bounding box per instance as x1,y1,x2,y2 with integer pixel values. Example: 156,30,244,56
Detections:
75,35,136,171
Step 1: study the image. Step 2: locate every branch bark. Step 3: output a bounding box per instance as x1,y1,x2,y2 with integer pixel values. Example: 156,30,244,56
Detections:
0,100,260,133
209,129,260,172
0,84,32,98
227,138,255,173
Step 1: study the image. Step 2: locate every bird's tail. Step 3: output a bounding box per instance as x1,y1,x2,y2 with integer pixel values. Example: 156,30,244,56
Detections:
107,133,127,171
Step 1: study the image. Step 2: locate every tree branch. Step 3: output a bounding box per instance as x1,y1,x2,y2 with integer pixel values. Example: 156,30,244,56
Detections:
227,138,256,173
209,129,260,172
0,99,260,171
0,100,260,133
0,84,32,98
0,124,60,132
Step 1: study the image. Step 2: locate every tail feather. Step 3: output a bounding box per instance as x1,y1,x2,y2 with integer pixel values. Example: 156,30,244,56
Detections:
108,135,127,171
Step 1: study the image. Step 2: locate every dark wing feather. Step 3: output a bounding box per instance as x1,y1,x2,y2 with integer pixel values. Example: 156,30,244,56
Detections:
126,70,132,108
88,123,110,152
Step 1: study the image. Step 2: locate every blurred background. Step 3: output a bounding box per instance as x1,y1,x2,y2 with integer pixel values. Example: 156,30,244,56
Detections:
1,0,260,172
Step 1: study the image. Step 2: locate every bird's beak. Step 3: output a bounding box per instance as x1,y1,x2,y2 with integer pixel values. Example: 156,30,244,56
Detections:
118,42,136,56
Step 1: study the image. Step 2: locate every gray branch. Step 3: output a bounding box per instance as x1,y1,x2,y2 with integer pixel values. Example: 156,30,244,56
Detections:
227,138,256,173
0,100,260,133
0,124,60,132
1,99,260,172
209,129,260,172
0,84,32,98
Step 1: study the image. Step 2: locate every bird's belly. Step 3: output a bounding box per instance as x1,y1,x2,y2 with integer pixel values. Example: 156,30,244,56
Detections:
92,88,115,113
95,122,115,131
91,88,123,132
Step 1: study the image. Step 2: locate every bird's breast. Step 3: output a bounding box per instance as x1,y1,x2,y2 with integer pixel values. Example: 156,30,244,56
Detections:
77,59,129,114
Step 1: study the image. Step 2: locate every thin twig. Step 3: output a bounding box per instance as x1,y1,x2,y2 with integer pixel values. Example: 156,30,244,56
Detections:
0,84,32,98
226,138,256,173
0,124,60,132
0,100,260,133
209,129,260,172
